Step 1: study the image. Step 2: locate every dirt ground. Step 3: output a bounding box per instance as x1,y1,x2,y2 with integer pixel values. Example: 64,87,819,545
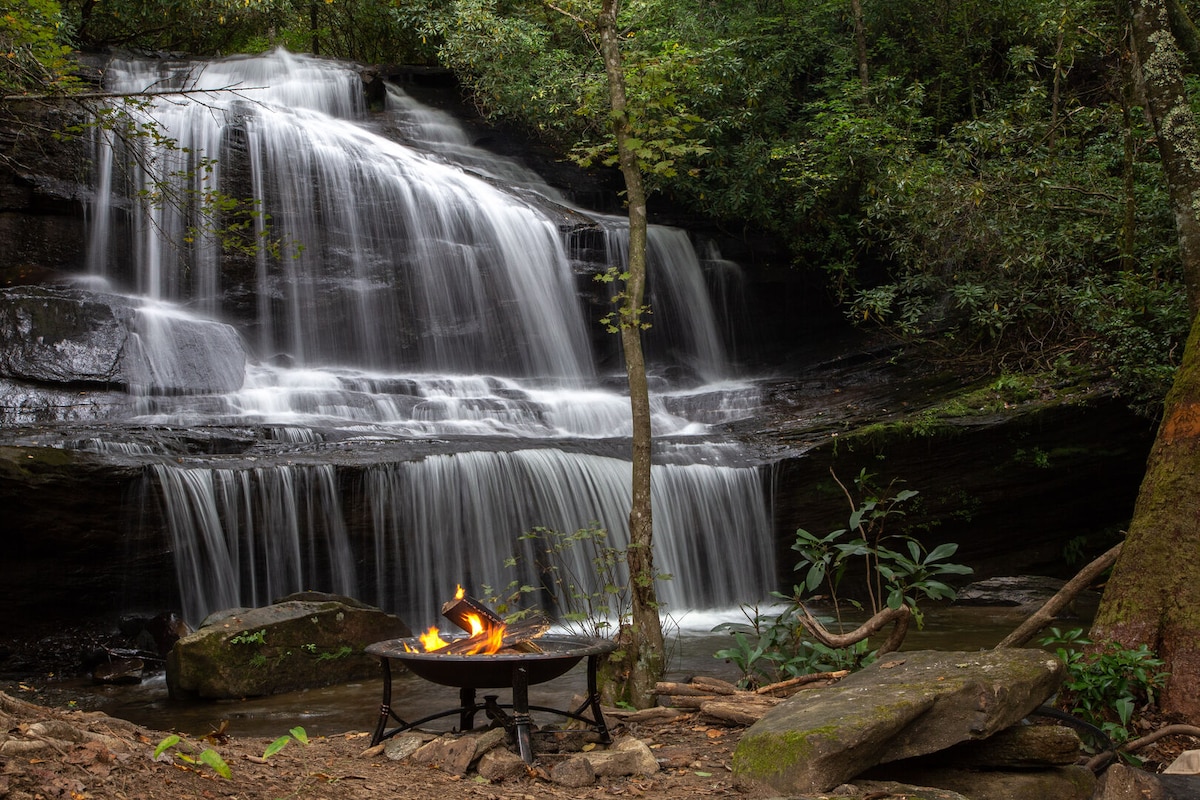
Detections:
0,682,748,800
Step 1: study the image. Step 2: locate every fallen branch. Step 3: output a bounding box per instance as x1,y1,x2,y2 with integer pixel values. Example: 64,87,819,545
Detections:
756,669,849,696
1085,724,1200,772
796,603,910,655
996,541,1123,649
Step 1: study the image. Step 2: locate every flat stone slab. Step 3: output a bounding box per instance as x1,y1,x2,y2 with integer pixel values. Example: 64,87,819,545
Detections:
732,649,1065,794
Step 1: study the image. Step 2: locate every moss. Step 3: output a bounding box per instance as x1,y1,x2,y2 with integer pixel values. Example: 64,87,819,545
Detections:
733,725,833,777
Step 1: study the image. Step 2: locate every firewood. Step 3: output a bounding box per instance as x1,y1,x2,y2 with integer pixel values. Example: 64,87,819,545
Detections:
701,698,777,726
438,620,551,655
654,682,722,697
689,675,740,695
441,593,506,632
659,694,714,709
755,669,849,696
440,591,545,653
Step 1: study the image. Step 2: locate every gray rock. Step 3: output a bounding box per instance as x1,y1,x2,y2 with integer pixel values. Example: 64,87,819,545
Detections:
383,732,432,761
411,734,477,775
549,755,596,788
165,596,409,699
918,723,1083,768
874,765,1095,800
0,286,248,398
956,575,1071,607
582,736,660,777
732,649,1065,794
850,781,971,799
477,747,528,781
1093,762,1200,800
0,287,133,384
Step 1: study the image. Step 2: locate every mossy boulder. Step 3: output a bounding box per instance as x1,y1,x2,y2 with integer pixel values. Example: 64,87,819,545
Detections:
732,649,1065,794
165,594,410,699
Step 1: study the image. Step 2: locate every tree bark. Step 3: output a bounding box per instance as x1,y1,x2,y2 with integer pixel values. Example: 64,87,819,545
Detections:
598,0,665,709
1128,0,1200,313
1089,0,1200,724
850,0,870,89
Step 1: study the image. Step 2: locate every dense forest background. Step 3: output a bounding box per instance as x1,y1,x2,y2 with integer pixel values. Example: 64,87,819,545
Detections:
2,0,1192,421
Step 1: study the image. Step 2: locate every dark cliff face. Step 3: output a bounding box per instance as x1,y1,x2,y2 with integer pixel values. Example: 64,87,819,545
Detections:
1,101,94,285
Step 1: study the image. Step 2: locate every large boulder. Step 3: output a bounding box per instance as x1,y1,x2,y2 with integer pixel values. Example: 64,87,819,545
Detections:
0,286,247,400
732,649,1065,794
166,594,410,699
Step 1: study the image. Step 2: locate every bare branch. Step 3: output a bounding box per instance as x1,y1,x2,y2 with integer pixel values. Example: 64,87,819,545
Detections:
995,541,1123,648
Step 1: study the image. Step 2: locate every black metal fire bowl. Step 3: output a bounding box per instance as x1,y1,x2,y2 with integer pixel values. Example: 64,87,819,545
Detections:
365,633,615,688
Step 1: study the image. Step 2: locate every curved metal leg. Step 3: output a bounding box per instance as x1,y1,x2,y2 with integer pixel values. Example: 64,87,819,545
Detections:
370,658,394,746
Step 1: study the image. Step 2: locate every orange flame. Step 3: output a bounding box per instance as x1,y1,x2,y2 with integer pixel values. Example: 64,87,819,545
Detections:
418,626,449,651
411,586,507,653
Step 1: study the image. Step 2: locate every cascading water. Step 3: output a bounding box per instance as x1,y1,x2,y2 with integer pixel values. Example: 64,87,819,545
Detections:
87,50,775,628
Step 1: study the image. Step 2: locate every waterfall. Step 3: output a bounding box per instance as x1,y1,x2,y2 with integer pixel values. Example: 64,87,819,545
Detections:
87,50,775,628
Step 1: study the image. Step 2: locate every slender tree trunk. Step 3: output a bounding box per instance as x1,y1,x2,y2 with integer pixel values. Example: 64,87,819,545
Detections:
598,0,665,709
850,0,869,88
1090,0,1200,722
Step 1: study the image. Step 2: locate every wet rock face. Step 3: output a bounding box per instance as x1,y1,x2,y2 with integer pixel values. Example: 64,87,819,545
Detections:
0,287,134,385
0,286,249,421
0,101,92,284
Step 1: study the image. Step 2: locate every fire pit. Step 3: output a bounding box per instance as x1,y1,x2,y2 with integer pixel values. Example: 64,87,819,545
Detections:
366,633,616,763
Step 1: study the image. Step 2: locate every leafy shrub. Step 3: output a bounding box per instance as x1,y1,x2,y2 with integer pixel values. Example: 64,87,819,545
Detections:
715,471,972,688
1041,627,1168,748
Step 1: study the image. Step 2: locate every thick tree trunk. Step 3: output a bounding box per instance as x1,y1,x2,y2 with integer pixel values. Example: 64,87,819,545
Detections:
598,0,665,709
1092,316,1200,720
1090,0,1200,722
1128,0,1200,312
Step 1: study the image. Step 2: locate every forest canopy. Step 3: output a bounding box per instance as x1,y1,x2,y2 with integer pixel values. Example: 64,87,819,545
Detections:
2,0,1193,415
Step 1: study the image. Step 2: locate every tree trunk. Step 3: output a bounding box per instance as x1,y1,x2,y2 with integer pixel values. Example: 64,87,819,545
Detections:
1127,0,1200,312
1090,0,1200,722
850,0,870,88
597,0,665,709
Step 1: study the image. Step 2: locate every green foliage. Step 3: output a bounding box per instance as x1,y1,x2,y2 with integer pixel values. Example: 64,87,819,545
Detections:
485,523,670,639
230,629,267,646
262,726,309,760
153,734,232,779
715,472,972,688
153,726,308,779
1041,627,1168,748
1,0,78,95
713,603,875,687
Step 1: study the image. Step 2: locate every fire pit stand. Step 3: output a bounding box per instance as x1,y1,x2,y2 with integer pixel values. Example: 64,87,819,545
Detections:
365,634,616,764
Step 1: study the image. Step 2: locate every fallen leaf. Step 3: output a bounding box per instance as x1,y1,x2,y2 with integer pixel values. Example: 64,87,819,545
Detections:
706,729,724,739
695,771,712,777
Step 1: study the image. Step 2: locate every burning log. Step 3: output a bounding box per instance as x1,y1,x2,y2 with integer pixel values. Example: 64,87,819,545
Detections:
441,587,506,632
438,620,552,655
439,586,546,654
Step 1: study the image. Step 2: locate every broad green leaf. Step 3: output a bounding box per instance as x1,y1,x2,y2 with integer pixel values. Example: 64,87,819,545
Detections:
199,748,232,779
153,735,181,759
262,736,291,759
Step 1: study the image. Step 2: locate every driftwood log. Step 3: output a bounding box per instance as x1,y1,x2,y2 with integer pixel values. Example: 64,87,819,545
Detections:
654,670,848,725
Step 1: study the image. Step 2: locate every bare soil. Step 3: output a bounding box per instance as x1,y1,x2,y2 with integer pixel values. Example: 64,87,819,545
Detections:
0,682,747,800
